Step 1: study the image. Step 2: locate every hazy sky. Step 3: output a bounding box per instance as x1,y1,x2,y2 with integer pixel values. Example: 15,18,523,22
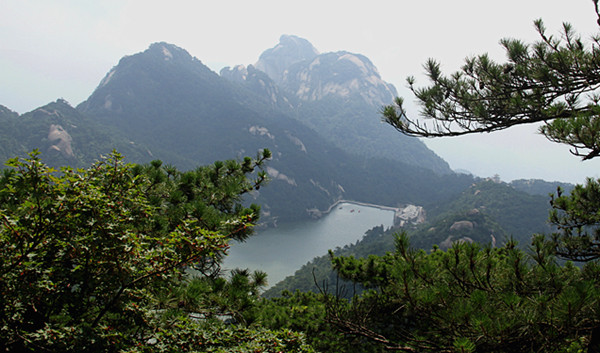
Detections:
2,0,600,184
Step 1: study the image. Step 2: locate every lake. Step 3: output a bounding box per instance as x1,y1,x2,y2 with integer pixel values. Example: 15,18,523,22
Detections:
222,202,395,287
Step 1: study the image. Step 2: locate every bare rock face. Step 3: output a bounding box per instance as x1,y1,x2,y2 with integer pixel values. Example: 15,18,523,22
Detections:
253,35,397,107
449,220,474,232
47,124,74,158
254,35,319,85
467,208,480,216
280,51,397,107
439,235,474,250
221,35,453,175
220,64,296,111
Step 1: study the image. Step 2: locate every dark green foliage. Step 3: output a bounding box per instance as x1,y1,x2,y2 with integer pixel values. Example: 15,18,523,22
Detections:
347,3,600,351
133,321,313,353
381,2,600,265
510,178,575,197
408,209,507,251
154,268,269,327
0,104,18,119
383,5,600,161
326,234,600,352
0,150,315,352
425,180,552,245
550,178,600,261
256,290,383,352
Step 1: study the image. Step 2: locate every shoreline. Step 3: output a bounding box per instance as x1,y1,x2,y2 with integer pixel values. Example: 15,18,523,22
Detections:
263,200,425,229
312,200,425,227
322,199,401,215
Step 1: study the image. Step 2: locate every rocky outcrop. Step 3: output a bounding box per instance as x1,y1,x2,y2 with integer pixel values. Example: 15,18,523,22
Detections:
254,35,397,107
449,220,474,232
220,64,296,111
219,35,453,175
280,51,397,107
440,235,474,250
254,35,319,85
47,124,74,158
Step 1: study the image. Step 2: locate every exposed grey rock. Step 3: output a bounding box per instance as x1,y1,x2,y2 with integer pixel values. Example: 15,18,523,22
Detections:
440,235,474,250
449,220,474,232
221,35,453,175
281,51,397,107
47,124,74,158
254,35,319,84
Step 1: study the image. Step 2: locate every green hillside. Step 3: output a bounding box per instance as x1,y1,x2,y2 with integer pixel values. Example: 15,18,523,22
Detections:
0,100,153,168
264,179,552,297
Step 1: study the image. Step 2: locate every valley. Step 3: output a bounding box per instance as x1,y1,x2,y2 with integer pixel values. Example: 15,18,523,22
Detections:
5,2,600,351
0,30,582,352
223,202,395,287
0,37,558,292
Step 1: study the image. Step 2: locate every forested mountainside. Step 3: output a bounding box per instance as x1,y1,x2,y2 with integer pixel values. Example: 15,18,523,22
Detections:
1,40,571,231
6,0,600,348
510,178,575,196
0,100,153,168
265,179,553,297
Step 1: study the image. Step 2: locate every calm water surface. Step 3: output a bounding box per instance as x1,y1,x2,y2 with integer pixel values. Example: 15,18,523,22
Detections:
222,202,394,287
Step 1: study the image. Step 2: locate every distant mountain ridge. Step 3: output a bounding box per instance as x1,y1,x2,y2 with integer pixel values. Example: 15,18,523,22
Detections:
75,42,473,223
0,99,152,168
221,35,451,174
1,40,568,226
510,178,575,196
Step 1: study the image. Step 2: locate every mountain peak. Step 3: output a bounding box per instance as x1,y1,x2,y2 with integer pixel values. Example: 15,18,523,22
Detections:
0,104,19,119
147,42,194,62
280,50,397,106
79,42,220,118
252,36,397,107
254,35,319,84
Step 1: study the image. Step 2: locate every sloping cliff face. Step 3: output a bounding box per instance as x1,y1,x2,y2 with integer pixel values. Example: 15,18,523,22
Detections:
281,50,398,107
47,123,74,158
219,64,297,111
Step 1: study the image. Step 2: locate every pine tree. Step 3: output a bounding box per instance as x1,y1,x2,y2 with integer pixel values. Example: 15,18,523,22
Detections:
0,149,314,352
320,2,600,352
383,2,600,161
382,1,600,262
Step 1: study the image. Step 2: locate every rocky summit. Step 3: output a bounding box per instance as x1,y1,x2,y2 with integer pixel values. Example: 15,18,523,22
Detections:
254,34,319,85
222,35,451,174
